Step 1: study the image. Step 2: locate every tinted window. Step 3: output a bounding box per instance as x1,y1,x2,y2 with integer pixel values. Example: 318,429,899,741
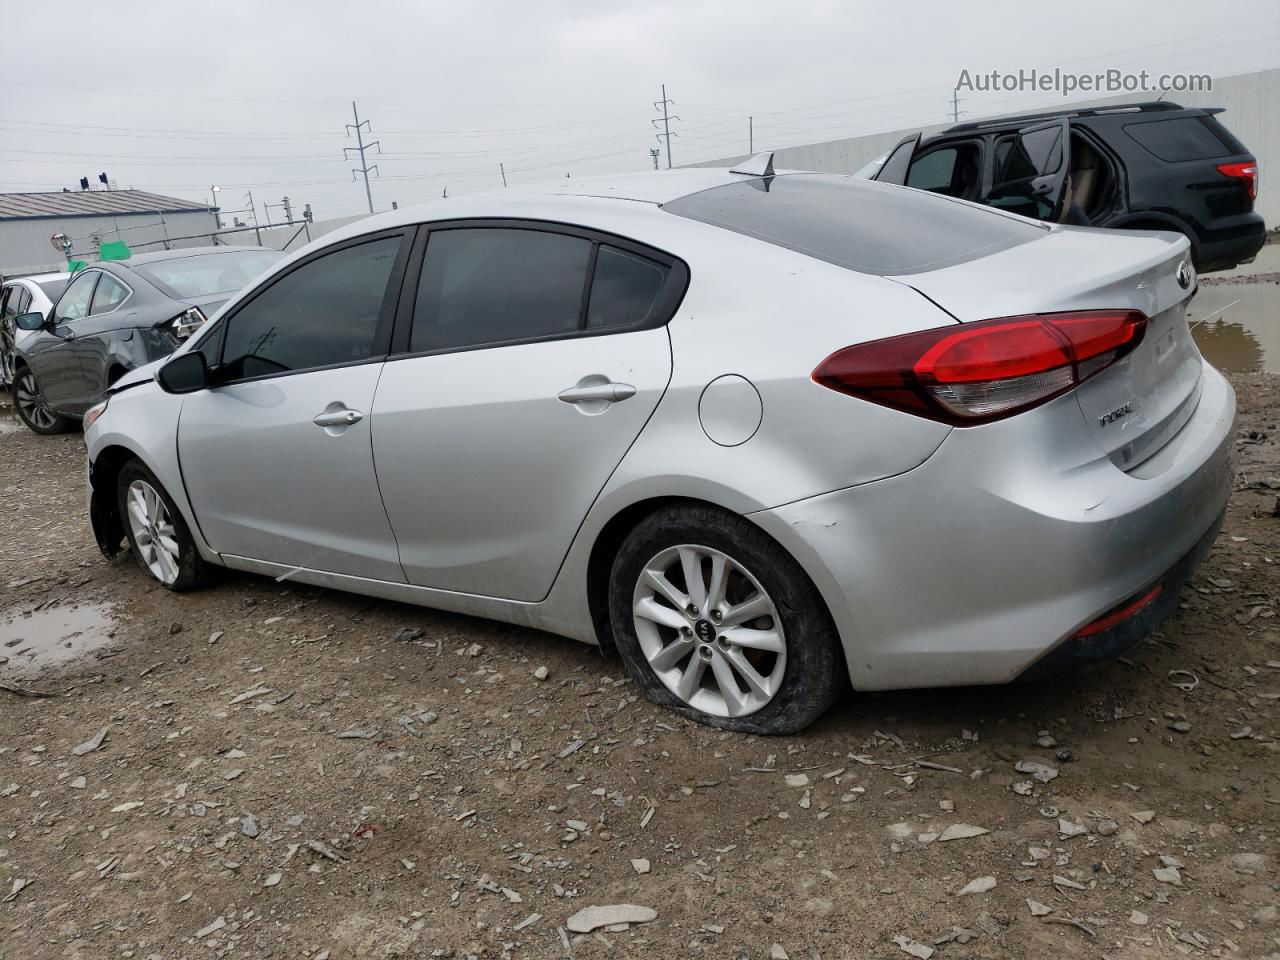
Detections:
56,272,98,322
1,286,17,320
586,246,668,330
906,148,958,192
665,175,1045,276
134,250,285,298
412,228,591,352
37,279,68,302
220,236,399,380
1124,117,1234,161
90,274,129,315
997,126,1063,185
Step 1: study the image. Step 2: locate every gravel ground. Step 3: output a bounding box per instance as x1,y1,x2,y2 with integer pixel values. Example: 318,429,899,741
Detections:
1,371,1277,960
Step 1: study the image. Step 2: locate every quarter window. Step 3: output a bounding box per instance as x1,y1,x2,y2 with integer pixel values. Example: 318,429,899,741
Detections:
220,235,400,380
586,245,668,330
56,272,98,323
411,228,591,352
90,275,129,315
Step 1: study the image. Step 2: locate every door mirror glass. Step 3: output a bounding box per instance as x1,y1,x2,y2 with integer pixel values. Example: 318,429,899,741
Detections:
15,312,46,332
157,351,209,394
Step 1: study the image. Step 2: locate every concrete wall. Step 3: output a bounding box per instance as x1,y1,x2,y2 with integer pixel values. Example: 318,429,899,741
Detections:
0,209,219,276
692,67,1279,229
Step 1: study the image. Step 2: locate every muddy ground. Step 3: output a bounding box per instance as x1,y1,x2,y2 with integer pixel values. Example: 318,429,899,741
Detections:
2,369,1278,956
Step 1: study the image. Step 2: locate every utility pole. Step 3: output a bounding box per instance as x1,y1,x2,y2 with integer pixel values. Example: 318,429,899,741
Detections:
652,84,680,169
245,190,262,245
344,100,381,214
499,163,507,188
649,147,660,170
749,116,753,153
951,90,964,123
282,196,293,223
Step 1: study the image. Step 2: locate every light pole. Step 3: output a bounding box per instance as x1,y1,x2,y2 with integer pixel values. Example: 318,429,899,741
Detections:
208,185,221,230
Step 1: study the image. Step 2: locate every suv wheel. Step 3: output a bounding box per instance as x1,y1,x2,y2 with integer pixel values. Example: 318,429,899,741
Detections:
608,504,845,734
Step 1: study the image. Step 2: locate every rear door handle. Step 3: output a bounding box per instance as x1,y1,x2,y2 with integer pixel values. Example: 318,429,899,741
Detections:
557,381,637,404
313,407,363,427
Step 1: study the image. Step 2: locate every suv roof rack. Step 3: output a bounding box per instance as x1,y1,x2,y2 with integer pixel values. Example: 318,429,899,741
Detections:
943,100,1188,134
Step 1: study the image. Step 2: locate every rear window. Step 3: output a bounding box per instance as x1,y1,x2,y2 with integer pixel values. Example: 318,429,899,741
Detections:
1123,116,1237,162
663,174,1045,276
133,250,284,299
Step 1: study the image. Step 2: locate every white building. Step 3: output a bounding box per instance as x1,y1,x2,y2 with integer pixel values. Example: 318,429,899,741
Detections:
0,190,219,277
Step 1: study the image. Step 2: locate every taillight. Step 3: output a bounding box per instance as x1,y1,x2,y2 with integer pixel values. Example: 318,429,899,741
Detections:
1215,161,1258,200
170,306,207,341
813,310,1147,425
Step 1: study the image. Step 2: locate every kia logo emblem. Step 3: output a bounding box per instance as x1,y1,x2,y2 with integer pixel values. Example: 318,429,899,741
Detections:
694,619,715,643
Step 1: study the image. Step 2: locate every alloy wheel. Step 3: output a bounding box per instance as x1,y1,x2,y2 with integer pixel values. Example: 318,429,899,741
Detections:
14,370,57,431
631,544,786,718
125,479,181,585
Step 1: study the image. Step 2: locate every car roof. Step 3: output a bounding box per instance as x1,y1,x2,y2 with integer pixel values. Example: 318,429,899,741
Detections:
935,100,1212,137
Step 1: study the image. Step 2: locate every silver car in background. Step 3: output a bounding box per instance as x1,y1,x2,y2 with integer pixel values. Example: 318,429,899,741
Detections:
82,161,1234,734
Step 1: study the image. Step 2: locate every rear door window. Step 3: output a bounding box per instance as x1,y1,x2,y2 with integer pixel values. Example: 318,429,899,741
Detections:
89,275,129,315
1124,117,1234,161
411,228,591,352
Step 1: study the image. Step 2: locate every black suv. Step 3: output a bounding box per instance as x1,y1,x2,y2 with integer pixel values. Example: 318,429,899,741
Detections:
868,102,1263,272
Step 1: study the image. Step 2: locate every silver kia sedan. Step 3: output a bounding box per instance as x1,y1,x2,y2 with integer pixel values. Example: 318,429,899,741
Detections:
82,160,1234,734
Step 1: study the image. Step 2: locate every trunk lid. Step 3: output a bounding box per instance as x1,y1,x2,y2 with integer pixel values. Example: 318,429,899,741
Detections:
890,224,1201,470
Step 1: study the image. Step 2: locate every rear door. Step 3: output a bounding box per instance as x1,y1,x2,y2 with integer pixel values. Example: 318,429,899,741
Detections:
372,222,682,601
985,119,1071,221
177,230,412,580
870,133,921,185
71,270,134,403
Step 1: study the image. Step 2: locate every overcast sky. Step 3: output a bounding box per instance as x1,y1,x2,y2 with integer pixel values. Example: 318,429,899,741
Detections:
2,0,1277,223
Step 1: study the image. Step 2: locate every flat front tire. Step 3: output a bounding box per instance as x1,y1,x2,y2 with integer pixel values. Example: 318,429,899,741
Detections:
116,459,211,591
608,504,846,735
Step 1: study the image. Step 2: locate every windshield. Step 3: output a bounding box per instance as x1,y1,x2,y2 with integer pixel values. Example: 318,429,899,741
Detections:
664,174,1045,275
133,250,284,299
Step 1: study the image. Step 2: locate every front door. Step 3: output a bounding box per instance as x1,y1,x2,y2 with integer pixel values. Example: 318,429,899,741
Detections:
177,231,411,580
372,224,681,601
26,269,98,413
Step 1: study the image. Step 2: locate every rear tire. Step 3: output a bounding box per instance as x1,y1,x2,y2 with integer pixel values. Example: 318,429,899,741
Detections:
12,366,72,435
116,459,212,591
608,504,846,735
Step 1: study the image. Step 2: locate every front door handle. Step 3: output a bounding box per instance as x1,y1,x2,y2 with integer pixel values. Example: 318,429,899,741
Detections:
557,381,637,405
313,407,363,427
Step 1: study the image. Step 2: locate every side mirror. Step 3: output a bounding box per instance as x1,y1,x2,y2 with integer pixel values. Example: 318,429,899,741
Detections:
14,312,46,332
157,351,209,394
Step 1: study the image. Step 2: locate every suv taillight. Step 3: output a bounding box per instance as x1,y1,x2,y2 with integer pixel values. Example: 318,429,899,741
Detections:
1216,161,1258,199
812,310,1148,425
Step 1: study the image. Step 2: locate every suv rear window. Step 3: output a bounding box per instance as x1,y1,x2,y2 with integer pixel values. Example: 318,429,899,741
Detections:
663,174,1045,276
1123,116,1236,162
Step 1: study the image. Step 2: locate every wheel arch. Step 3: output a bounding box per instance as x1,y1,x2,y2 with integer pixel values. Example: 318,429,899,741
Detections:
1108,212,1200,263
583,494,843,663
88,442,143,557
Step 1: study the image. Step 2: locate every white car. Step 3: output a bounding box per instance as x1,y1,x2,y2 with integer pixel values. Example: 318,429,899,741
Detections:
1,272,70,387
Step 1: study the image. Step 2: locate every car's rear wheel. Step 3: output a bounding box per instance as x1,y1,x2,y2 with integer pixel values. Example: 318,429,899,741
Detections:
12,366,72,435
608,504,845,734
116,459,211,591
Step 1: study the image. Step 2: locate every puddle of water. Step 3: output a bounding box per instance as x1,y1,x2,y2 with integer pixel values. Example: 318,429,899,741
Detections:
0,601,118,675
1189,280,1277,373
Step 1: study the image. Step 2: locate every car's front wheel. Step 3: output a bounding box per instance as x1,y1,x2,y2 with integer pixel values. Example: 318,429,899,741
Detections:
608,504,845,734
116,459,211,591
12,366,72,435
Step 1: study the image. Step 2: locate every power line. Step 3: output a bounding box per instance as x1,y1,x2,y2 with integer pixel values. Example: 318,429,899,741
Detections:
344,100,381,215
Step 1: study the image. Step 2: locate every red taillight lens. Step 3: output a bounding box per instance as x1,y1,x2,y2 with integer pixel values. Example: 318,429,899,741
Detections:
813,310,1147,425
1215,161,1258,200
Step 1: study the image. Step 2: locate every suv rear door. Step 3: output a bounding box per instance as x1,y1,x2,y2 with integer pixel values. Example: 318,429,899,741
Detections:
985,118,1071,221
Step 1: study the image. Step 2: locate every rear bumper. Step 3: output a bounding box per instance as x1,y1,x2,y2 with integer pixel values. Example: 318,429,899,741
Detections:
749,360,1235,691
1195,212,1266,272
